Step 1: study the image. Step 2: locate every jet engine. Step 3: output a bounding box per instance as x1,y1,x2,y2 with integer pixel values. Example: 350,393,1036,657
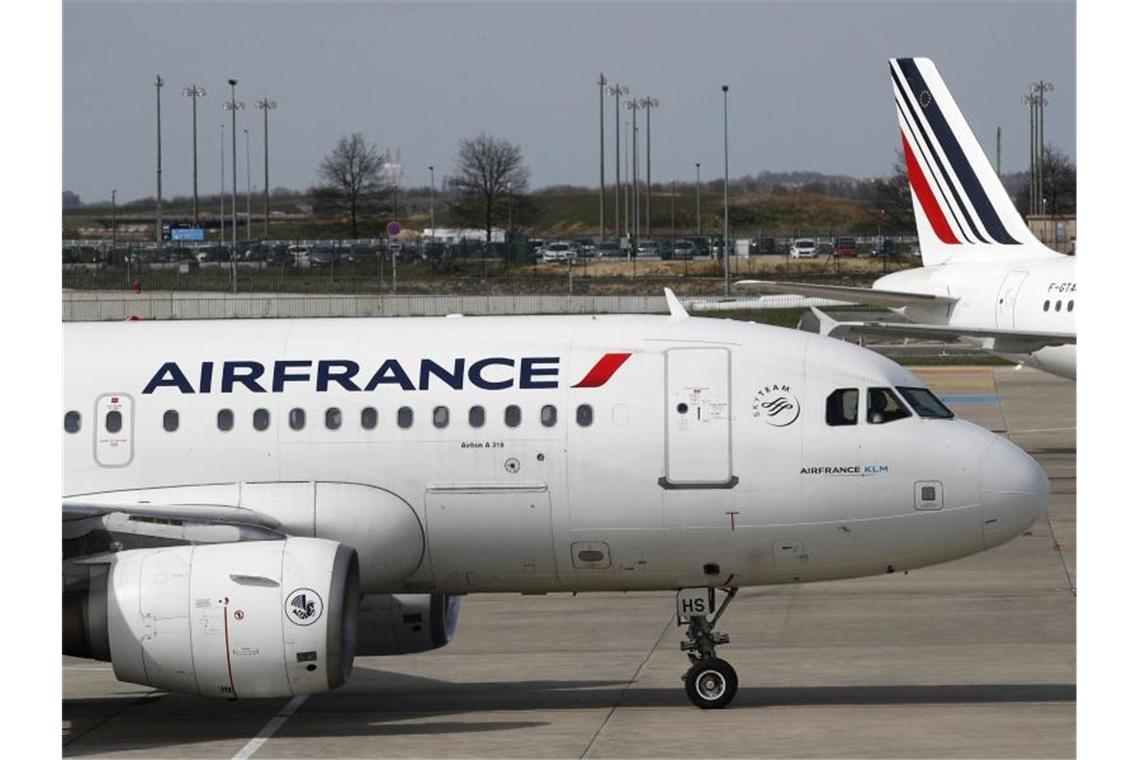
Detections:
64,537,359,698
356,593,461,655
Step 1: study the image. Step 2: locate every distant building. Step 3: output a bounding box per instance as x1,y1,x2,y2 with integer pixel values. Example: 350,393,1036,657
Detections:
422,227,505,244
1027,214,1076,255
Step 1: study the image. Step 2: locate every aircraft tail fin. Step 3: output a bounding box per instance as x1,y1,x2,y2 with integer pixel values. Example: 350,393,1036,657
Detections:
890,57,1060,266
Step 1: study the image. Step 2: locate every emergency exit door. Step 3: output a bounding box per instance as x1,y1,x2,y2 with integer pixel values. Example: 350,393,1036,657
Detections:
661,347,736,488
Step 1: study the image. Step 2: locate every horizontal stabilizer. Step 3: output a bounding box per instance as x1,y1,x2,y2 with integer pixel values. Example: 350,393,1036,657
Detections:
736,280,957,308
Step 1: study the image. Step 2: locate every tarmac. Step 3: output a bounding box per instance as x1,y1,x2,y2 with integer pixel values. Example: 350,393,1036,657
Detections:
62,366,1075,759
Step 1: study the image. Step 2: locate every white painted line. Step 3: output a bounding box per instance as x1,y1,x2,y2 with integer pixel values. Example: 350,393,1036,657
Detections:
231,694,308,760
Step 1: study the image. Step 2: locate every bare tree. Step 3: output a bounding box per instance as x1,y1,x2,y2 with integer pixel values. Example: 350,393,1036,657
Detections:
1014,145,1076,216
315,133,387,237
451,133,530,248
872,150,915,233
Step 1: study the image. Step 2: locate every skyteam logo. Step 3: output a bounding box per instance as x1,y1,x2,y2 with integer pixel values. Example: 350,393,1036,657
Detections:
285,588,323,626
752,384,801,427
142,354,632,394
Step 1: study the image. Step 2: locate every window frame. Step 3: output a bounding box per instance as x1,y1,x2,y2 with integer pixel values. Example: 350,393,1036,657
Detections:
162,409,179,432
253,408,271,431
575,404,593,427
288,407,306,431
504,404,522,428
64,410,81,434
895,386,955,420
217,408,235,432
866,387,912,425
825,388,859,427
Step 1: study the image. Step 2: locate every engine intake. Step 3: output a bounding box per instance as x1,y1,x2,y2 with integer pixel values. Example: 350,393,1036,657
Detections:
356,593,460,656
64,537,359,698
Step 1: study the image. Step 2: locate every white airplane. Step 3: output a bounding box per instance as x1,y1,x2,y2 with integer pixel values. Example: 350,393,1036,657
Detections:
739,57,1076,380
63,293,1048,709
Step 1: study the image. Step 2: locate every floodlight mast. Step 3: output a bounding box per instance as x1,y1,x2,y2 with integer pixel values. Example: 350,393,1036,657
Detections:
182,85,207,225
255,99,277,238
224,79,245,292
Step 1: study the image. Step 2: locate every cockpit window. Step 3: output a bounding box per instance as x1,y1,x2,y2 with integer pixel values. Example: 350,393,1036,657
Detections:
896,386,955,419
825,388,858,426
867,387,912,424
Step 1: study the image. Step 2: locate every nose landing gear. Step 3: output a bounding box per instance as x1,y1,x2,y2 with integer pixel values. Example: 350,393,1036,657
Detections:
676,586,739,708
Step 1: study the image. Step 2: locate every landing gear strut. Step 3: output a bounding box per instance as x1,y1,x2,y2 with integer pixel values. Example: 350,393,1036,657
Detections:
677,586,739,709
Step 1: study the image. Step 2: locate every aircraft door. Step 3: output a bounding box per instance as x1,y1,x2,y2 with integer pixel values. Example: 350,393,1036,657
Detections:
996,271,1029,329
662,347,736,488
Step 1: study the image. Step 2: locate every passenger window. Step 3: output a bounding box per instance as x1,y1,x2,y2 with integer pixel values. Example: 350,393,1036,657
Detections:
825,388,858,426
1067,300,1074,312
289,408,306,431
1054,300,1062,312
163,409,179,432
1042,300,1050,312
433,406,449,428
469,405,485,428
896,387,955,419
105,410,122,433
64,411,81,433
397,406,413,429
576,404,593,427
217,409,234,431
541,405,557,427
505,405,521,428
361,407,378,430
253,408,270,431
325,407,342,430
866,388,911,424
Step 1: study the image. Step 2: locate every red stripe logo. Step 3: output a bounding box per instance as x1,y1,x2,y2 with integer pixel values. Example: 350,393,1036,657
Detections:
572,352,632,388
901,130,960,245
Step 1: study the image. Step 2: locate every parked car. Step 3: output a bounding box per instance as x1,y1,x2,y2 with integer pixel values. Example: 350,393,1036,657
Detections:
669,240,697,260
573,238,598,257
286,245,311,267
834,236,857,257
540,242,577,263
308,246,338,268
636,240,660,257
596,240,623,258
790,238,818,259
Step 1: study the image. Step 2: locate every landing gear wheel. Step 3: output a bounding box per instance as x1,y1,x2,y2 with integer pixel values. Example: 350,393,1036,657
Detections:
684,657,738,709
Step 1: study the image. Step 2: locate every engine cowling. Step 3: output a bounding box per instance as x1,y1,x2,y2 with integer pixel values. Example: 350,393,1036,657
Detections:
356,593,460,656
64,537,359,698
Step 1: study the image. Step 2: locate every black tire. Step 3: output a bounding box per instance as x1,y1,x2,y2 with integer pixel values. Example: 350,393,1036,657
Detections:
684,658,738,709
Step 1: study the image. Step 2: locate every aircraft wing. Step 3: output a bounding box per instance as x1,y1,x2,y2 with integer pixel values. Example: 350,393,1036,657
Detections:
735,279,958,308
806,308,1076,354
63,500,282,529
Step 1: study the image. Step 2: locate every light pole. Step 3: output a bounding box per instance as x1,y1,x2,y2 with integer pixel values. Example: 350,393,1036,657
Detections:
608,83,628,240
624,119,630,247
219,123,225,245
625,98,640,247
111,189,117,255
218,122,225,243
1032,80,1053,216
154,74,164,245
255,99,276,239
244,128,251,241
182,85,206,226
428,165,436,240
598,73,606,242
639,97,658,238
722,84,730,298
225,79,244,291
696,162,702,238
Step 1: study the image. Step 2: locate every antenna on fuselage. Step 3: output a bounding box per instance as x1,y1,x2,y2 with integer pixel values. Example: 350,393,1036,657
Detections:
664,288,689,320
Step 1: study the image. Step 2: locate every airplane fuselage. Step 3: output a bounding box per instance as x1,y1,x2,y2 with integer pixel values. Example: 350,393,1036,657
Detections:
875,256,1076,379
64,315,1047,597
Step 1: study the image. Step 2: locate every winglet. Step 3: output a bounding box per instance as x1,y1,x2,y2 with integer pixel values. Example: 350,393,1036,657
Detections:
803,306,853,339
664,288,689,320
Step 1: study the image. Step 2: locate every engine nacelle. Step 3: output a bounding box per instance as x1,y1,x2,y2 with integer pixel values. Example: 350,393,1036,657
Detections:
64,537,359,698
356,593,460,656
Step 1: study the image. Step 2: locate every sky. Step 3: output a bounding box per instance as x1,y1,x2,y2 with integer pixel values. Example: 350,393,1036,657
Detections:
63,1,1075,204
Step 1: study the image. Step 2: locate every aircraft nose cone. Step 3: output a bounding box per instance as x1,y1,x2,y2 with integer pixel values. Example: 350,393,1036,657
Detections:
981,436,1050,548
